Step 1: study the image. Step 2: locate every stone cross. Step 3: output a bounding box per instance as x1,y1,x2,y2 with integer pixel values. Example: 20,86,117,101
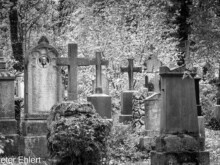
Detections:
94,52,109,93
57,44,108,100
121,58,142,90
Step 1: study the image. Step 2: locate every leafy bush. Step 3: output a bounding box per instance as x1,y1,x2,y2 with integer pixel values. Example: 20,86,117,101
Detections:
200,82,216,123
47,101,111,165
108,124,149,164
0,133,13,155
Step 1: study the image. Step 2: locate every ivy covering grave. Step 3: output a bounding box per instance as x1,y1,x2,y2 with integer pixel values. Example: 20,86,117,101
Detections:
47,101,111,165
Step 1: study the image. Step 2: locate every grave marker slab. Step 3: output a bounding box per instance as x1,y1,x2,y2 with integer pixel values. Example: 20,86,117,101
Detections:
0,50,18,156
139,93,161,149
195,77,205,149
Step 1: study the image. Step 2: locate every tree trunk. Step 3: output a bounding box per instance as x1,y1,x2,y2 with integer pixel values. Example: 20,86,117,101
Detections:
9,0,24,71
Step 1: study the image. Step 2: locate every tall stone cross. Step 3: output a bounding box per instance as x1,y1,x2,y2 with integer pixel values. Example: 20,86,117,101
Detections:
57,44,108,100
121,58,142,90
94,52,109,93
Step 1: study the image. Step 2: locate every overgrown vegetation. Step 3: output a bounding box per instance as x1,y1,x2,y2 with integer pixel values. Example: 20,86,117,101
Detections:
47,101,111,165
108,124,149,164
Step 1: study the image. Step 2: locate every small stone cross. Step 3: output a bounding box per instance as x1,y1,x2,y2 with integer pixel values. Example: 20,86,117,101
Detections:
121,58,142,90
57,44,108,100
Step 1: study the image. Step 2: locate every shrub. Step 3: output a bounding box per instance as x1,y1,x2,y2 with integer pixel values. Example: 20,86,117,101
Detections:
107,123,149,164
47,101,111,165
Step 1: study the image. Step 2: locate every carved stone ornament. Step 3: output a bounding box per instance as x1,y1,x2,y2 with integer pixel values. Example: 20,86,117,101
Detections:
38,55,50,68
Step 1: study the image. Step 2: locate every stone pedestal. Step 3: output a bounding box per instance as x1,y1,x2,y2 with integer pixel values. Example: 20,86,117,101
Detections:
87,93,112,119
214,105,220,122
151,151,209,165
151,66,210,165
119,90,137,123
20,119,48,158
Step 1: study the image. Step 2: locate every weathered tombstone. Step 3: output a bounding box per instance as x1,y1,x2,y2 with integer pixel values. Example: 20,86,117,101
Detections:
0,50,19,155
144,93,161,134
195,77,205,145
92,73,109,94
20,36,62,158
151,66,210,165
119,59,142,123
144,55,162,92
139,93,161,150
87,52,112,119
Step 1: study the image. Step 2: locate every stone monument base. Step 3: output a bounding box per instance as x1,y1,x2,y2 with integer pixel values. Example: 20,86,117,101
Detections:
87,93,112,119
119,90,138,123
139,130,159,150
0,119,19,156
119,115,133,123
151,151,210,165
20,119,48,159
151,134,210,165
19,135,48,159
4,134,19,156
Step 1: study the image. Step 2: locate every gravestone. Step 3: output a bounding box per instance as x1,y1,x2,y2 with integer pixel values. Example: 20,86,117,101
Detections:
151,66,210,165
144,55,162,92
0,50,19,155
139,93,161,150
195,77,205,148
119,59,142,123
20,36,62,158
87,52,112,119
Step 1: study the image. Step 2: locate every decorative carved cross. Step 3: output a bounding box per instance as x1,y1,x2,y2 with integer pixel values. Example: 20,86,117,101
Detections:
94,52,109,93
57,44,108,100
121,58,142,90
